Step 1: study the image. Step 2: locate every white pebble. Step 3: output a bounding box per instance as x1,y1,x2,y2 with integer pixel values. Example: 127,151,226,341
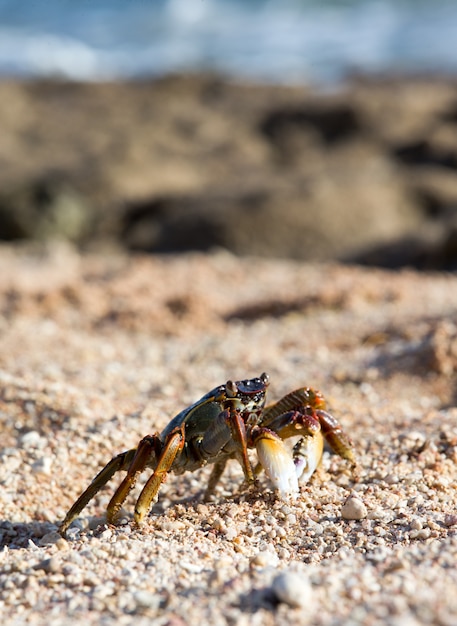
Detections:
410,518,423,531
272,570,314,609
250,550,279,568
32,456,53,475
35,556,60,573
341,496,368,520
20,431,45,449
225,526,238,540
133,591,161,612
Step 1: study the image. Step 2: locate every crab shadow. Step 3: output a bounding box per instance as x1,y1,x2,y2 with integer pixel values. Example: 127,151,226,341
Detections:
238,586,279,614
0,519,60,550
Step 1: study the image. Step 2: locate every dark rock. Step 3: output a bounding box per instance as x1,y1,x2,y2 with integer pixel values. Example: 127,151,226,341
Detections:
260,100,361,147
0,177,92,242
393,139,457,169
0,74,457,268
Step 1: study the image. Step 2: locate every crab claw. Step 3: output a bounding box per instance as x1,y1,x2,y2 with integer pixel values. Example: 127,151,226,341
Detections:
255,430,299,498
293,432,324,484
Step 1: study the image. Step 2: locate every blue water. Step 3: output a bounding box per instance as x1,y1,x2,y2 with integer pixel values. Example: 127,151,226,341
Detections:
0,0,457,83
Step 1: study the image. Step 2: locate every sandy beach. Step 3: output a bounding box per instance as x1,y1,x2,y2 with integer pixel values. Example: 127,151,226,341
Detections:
1,242,457,625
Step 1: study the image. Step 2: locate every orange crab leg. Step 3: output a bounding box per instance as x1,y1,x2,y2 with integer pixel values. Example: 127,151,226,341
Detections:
134,427,185,524
59,447,137,535
106,435,164,524
225,408,255,485
316,409,355,463
263,387,326,421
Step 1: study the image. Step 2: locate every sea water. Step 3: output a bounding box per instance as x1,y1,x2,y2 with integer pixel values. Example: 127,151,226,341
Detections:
0,0,456,83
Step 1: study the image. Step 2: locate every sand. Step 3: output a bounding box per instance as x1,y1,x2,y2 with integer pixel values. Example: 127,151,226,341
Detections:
1,242,457,625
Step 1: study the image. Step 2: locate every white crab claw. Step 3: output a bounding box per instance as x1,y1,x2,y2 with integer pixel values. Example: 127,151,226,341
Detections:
256,433,299,499
293,433,324,484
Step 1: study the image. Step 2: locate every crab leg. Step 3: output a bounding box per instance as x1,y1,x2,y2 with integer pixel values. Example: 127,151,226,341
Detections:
316,409,355,462
263,387,326,422
199,407,256,496
59,447,137,535
204,458,228,500
106,434,164,524
200,406,256,485
134,427,185,524
226,408,256,485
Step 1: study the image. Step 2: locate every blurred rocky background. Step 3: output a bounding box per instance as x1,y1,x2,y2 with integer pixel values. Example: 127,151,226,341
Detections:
0,0,457,270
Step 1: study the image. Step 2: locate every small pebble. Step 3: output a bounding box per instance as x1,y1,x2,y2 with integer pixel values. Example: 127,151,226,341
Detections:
410,518,423,531
99,528,113,540
19,431,45,449
39,531,63,546
272,570,314,609
416,528,431,541
133,591,162,613
34,557,60,574
384,473,399,484
225,526,238,540
250,550,279,568
31,456,53,475
341,496,368,520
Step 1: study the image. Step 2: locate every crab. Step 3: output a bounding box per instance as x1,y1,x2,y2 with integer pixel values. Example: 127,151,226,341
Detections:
59,373,355,534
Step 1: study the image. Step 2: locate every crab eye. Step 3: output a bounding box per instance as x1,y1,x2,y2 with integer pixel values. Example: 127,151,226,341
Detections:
260,372,270,386
225,380,238,397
